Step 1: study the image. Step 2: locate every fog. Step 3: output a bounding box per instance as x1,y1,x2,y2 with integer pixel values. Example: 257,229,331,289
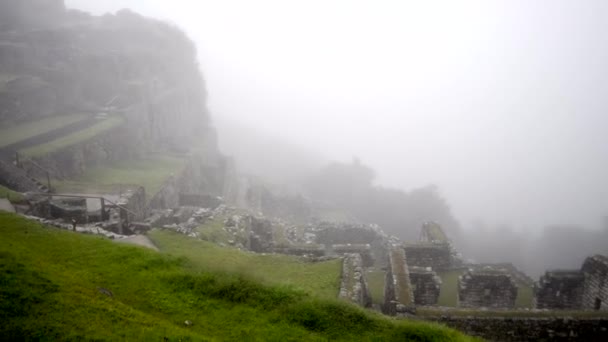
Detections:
66,0,608,270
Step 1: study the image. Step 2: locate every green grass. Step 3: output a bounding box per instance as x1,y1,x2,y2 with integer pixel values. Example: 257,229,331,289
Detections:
366,269,386,305
0,185,24,203
0,114,86,148
21,116,124,157
150,229,342,300
0,212,478,341
54,154,187,199
514,280,533,308
437,269,464,306
195,215,243,245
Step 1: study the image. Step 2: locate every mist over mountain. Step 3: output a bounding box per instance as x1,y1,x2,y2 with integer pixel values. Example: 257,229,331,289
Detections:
54,1,608,278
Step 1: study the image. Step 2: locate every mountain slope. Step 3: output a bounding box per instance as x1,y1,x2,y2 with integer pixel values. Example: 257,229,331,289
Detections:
0,212,477,341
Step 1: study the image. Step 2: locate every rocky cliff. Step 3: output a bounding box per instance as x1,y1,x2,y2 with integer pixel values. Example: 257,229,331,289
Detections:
0,0,215,153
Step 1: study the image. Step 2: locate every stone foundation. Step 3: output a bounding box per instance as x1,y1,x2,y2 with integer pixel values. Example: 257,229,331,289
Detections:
403,243,452,271
535,270,584,310
409,266,441,306
384,247,414,315
331,244,374,267
338,253,372,308
582,255,608,311
458,268,517,308
430,316,608,341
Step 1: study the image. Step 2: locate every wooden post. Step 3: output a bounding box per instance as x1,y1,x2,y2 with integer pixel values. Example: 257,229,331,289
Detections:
15,152,20,168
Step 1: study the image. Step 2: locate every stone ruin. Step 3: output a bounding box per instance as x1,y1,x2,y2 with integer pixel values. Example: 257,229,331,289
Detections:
338,253,372,308
458,268,518,309
383,247,414,315
534,270,585,310
581,254,608,311
533,254,608,311
409,266,442,306
403,222,461,272
403,243,452,271
331,244,374,267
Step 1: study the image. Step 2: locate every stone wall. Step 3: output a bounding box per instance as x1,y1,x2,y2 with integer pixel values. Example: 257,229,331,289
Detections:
409,266,441,306
403,243,452,271
535,270,584,310
384,247,414,315
315,222,380,245
331,244,374,267
271,245,325,257
117,186,146,223
582,255,608,311
338,253,372,308
458,269,518,308
430,316,608,341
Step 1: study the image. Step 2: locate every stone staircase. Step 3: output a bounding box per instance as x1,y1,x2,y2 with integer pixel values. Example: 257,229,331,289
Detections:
0,159,50,193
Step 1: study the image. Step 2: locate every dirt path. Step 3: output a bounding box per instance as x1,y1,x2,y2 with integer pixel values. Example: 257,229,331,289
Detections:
115,235,159,251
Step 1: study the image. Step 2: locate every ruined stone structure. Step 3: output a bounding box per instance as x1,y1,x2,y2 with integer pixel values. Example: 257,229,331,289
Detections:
247,216,274,253
403,243,452,271
402,222,462,272
419,221,448,243
458,268,518,308
532,254,608,311
409,267,441,306
582,254,608,311
331,244,374,267
430,316,608,342
338,253,372,308
315,222,379,245
383,247,414,315
534,270,585,310
271,245,325,257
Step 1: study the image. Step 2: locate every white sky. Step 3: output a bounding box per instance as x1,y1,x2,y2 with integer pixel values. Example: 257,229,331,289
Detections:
66,0,608,230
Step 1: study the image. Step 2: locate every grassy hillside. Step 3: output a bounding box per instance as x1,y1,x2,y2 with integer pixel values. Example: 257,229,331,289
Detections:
54,154,186,198
21,116,125,157
0,212,478,341
0,114,86,148
0,184,24,203
149,229,342,300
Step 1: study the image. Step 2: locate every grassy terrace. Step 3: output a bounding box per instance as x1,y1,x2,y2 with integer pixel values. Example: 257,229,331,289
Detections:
149,229,342,300
0,184,24,203
0,212,479,341
54,154,187,199
21,116,124,157
366,269,386,305
0,114,86,148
